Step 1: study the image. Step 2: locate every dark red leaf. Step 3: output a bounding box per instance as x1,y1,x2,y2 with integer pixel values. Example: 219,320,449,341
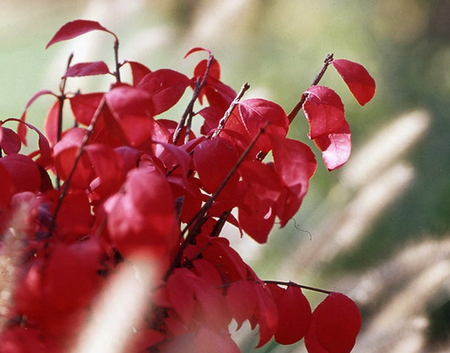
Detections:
0,154,41,193
332,59,376,106
70,92,104,126
0,163,13,209
0,126,21,154
63,61,110,78
46,19,116,49
137,69,191,115
239,192,275,243
122,60,152,86
272,284,312,345
308,292,361,353
303,86,346,139
270,135,316,227
193,137,240,198
254,282,278,348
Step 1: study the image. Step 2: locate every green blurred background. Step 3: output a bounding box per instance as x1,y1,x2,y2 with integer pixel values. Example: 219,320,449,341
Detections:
1,1,450,352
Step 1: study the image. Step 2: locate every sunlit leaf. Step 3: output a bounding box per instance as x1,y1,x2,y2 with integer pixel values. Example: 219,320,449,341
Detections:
332,59,376,106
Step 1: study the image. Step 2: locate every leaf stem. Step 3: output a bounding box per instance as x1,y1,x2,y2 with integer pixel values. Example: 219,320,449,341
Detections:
173,54,215,144
287,53,334,123
47,99,106,238
113,39,121,83
264,279,332,295
211,82,250,139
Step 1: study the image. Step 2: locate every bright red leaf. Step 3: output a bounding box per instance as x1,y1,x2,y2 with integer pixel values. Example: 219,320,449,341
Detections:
137,69,191,115
63,61,110,78
0,126,21,154
193,136,240,198
314,121,351,171
303,85,346,140
46,19,116,49
306,292,361,353
332,59,376,106
270,284,312,345
270,135,316,226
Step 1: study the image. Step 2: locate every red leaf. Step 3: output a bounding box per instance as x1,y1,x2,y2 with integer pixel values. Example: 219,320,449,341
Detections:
270,135,316,227
85,143,125,198
43,100,60,146
18,89,55,144
53,128,94,188
224,98,288,156
193,58,221,80
314,121,351,171
63,61,110,78
226,280,258,328
55,190,94,242
193,137,239,198
0,154,41,193
137,69,191,115
184,47,213,58
307,292,361,353
271,284,312,345
105,167,179,257
332,59,376,106
46,19,115,49
254,282,278,348
194,327,240,353
0,126,21,154
122,60,152,86
303,86,346,139
70,92,104,126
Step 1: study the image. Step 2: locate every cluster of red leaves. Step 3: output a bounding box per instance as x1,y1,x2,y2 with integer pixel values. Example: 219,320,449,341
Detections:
0,20,375,353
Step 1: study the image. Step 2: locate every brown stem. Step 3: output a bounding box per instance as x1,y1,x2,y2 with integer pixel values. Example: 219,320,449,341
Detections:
211,82,250,139
173,54,215,144
287,53,334,123
164,121,270,280
264,279,332,295
47,99,106,238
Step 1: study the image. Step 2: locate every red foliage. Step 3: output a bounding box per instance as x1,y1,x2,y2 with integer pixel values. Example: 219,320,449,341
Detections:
0,19,375,352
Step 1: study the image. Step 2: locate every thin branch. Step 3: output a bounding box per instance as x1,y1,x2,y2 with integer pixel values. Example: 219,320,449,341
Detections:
47,99,106,238
164,121,270,280
287,53,334,123
113,39,121,83
264,280,332,295
211,82,250,139
173,54,214,144
55,53,74,190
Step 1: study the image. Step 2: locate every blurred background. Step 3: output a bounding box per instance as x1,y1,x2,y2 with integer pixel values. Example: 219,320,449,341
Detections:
1,1,449,352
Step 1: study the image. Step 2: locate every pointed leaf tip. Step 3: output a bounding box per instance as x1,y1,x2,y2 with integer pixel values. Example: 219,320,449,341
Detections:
332,59,376,106
46,19,116,49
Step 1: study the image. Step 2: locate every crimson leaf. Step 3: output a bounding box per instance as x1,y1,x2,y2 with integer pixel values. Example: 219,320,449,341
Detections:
306,292,361,353
63,61,110,78
46,19,116,49
332,59,376,106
